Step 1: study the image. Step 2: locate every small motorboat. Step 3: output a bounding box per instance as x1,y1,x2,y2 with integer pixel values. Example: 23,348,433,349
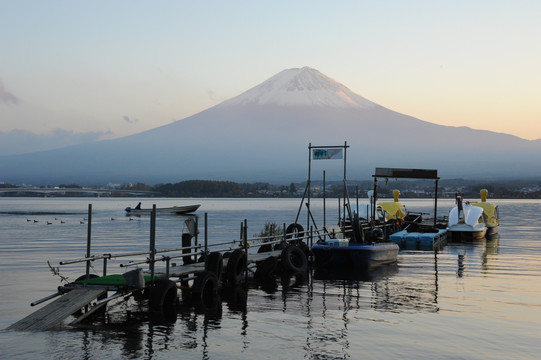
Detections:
312,239,399,270
125,204,200,215
447,193,487,241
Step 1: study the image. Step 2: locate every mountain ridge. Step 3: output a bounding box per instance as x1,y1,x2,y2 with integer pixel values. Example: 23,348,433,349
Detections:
1,67,540,185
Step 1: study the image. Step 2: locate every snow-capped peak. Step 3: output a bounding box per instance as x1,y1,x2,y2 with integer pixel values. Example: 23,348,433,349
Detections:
218,67,377,108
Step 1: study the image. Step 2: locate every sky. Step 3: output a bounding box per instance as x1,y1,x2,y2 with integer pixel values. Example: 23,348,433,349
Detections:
1,0,540,152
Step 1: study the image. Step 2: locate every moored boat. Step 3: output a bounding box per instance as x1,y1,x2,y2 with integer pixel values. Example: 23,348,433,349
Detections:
377,189,407,222
125,204,200,215
447,194,487,241
472,189,499,236
312,239,399,270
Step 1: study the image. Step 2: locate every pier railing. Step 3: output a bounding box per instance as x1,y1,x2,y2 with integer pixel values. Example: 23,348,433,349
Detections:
56,204,394,283
57,207,341,282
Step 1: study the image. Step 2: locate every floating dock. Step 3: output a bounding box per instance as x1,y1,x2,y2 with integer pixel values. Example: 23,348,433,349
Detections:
6,205,314,331
389,228,447,250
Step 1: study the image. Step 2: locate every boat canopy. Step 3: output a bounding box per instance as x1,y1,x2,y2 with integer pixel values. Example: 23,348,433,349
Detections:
378,202,406,220
448,204,485,227
378,190,406,220
472,202,499,227
372,167,440,227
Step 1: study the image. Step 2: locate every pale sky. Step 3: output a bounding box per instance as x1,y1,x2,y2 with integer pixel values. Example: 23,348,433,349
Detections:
1,0,540,143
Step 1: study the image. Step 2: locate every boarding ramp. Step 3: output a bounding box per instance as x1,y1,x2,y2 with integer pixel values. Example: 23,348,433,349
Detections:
7,288,106,331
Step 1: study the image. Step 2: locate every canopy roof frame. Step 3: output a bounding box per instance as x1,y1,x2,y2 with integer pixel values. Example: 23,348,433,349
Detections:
371,167,440,227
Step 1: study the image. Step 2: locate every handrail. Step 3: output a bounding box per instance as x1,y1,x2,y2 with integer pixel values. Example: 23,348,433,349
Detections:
59,244,203,265
59,224,346,268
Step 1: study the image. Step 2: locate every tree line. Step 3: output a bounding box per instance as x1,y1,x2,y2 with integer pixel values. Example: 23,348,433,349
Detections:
2,178,540,198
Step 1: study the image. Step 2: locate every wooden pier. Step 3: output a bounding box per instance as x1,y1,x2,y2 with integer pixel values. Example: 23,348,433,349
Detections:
7,205,317,331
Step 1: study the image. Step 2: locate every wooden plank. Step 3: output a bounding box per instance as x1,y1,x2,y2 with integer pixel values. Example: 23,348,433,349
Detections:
7,288,106,331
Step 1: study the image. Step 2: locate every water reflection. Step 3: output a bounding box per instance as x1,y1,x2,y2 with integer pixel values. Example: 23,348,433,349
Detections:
447,235,501,277
3,198,539,360
54,265,404,358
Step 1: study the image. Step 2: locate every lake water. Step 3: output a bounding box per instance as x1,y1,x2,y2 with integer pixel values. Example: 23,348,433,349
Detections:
1,197,540,359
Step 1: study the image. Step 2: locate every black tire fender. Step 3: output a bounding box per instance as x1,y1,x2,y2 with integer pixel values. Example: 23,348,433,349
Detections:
191,271,218,310
281,245,307,273
206,252,223,282
255,256,277,279
225,249,247,285
286,223,304,239
149,279,178,310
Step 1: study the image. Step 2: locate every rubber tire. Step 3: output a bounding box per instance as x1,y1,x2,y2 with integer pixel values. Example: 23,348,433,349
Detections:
225,285,247,312
298,241,310,257
225,249,247,285
286,223,304,240
206,252,223,282
258,243,273,253
255,256,277,279
149,279,178,311
281,245,307,273
191,271,218,311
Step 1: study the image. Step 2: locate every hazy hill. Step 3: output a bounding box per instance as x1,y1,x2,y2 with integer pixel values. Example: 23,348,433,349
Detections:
1,67,540,185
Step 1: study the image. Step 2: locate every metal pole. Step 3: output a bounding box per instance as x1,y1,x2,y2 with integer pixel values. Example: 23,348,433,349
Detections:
204,213,208,267
323,170,326,230
434,179,439,227
244,219,248,284
343,141,347,209
356,186,359,216
149,204,156,285
307,143,312,232
85,204,92,279
342,141,349,226
338,197,341,225
372,178,378,225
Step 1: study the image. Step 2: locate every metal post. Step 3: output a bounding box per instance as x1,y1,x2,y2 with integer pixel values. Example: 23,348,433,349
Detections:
243,219,248,249
244,219,248,284
338,197,341,226
204,213,208,268
307,143,312,232
372,178,378,224
103,258,107,276
149,204,156,285
434,179,439,227
343,141,347,225
85,204,92,279
356,186,359,216
323,170,326,230
195,216,199,247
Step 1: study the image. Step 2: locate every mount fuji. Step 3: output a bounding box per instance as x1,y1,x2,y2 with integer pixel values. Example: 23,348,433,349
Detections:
1,67,540,185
